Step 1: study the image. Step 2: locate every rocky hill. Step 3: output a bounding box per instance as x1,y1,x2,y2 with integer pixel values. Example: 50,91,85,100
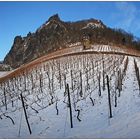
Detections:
0,61,12,71
3,14,140,68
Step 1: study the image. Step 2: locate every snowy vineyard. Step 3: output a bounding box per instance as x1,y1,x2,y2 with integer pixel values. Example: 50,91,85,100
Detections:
0,52,140,138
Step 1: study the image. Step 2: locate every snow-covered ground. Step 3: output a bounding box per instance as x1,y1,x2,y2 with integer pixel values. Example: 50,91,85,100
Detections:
0,72,9,78
0,52,140,138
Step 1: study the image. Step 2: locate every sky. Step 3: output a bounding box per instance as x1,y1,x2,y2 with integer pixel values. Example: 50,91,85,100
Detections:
0,1,140,61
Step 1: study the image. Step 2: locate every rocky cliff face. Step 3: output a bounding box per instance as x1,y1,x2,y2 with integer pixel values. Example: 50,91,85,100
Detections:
4,14,106,68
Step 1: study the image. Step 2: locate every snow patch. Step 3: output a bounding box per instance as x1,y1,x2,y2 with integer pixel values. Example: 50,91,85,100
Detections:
82,22,104,29
0,72,9,78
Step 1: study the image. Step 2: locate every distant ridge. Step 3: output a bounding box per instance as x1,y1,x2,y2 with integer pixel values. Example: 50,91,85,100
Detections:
4,14,140,68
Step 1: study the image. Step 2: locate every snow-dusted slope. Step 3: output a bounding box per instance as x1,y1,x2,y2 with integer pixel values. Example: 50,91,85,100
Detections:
82,22,104,29
0,72,9,78
0,50,140,138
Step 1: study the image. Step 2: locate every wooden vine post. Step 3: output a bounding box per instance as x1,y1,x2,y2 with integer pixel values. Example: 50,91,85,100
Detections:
3,84,7,110
71,70,74,90
98,72,101,96
106,75,112,118
20,93,32,134
80,70,83,97
67,83,73,128
102,60,105,91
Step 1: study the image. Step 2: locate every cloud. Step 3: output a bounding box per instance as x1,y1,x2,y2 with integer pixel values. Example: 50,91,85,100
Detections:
113,2,140,37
